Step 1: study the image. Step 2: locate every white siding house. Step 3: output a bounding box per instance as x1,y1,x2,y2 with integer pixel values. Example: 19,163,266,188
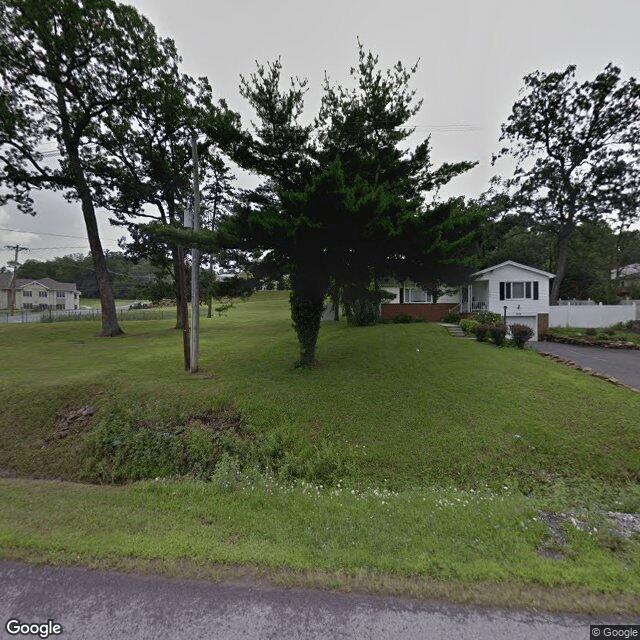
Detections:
380,261,555,339
461,261,555,340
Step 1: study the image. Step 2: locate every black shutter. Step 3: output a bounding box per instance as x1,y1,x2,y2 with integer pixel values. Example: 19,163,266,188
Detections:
399,287,404,303
499,282,505,300
525,282,531,298
533,281,539,300
506,282,511,299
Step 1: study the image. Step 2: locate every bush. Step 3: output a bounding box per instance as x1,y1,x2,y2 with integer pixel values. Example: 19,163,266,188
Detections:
474,324,490,342
585,327,597,336
459,318,480,334
82,406,355,486
441,312,460,323
474,311,502,325
510,323,534,349
393,313,415,324
488,322,507,346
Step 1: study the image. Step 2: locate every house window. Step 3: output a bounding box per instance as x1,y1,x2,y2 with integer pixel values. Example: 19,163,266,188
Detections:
56,303,64,310
23,290,32,297
23,302,33,309
406,288,432,303
39,291,48,298
56,291,65,298
500,281,539,301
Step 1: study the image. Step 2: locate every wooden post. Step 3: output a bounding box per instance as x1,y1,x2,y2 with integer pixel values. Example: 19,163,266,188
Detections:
190,132,200,374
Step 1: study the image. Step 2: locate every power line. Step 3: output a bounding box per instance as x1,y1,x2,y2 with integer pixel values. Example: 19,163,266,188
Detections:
0,226,123,242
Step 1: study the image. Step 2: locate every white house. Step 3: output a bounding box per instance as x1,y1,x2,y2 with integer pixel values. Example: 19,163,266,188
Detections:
1,276,81,311
381,261,555,340
461,261,555,340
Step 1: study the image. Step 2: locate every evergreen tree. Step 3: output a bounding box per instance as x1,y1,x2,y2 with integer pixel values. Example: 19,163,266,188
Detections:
224,46,482,366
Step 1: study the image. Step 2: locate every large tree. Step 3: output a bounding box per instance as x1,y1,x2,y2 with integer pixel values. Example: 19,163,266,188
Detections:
88,53,239,359
224,47,481,367
0,0,171,335
316,46,479,321
492,64,640,304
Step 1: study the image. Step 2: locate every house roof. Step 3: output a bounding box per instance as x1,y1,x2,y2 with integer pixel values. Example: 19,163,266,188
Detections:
612,263,640,279
472,261,555,280
14,278,79,292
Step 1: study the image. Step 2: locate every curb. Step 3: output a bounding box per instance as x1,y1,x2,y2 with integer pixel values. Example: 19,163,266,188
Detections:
535,351,640,394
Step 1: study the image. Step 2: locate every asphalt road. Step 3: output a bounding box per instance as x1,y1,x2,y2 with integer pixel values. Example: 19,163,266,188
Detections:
1,562,632,640
529,341,640,390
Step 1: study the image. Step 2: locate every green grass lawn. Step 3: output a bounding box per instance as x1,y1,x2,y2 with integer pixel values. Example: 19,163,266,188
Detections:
80,298,141,308
0,291,639,613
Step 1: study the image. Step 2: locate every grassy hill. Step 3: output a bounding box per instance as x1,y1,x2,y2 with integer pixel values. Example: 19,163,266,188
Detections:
1,291,639,612
1,290,638,490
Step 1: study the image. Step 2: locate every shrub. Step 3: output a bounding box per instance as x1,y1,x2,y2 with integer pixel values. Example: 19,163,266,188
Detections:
441,312,460,323
474,324,490,342
510,323,534,349
488,322,507,346
474,311,502,325
393,313,415,324
459,318,480,334
82,407,355,486
585,327,597,336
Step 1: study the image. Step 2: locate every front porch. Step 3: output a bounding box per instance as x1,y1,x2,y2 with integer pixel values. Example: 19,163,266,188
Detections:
460,281,488,314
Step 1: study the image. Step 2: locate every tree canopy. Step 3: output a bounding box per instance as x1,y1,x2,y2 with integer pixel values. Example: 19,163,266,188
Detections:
0,0,174,335
222,45,483,366
492,63,640,304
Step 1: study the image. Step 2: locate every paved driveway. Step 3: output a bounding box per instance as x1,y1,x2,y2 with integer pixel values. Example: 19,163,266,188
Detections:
530,342,640,390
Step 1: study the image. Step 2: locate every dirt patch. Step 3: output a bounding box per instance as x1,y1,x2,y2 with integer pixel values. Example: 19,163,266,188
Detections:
186,407,252,439
47,406,97,443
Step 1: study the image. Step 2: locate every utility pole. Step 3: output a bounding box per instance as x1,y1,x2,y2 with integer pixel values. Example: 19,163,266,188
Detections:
5,244,28,314
190,132,200,374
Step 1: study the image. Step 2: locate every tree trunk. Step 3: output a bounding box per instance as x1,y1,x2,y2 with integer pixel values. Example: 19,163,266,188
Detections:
69,156,122,336
290,292,325,367
207,259,214,318
550,228,572,305
329,285,340,321
175,245,190,370
57,87,122,336
290,268,327,367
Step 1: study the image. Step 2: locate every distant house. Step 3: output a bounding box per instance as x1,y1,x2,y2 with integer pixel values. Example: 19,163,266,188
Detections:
0,275,80,311
381,261,555,340
612,263,640,289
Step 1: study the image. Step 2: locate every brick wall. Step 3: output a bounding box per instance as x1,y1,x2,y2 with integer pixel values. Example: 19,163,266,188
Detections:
380,303,459,322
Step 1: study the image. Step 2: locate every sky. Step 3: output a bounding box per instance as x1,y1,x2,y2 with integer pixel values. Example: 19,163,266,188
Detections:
1,0,640,269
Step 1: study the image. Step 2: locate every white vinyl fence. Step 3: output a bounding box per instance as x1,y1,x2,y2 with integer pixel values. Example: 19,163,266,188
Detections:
549,301,638,328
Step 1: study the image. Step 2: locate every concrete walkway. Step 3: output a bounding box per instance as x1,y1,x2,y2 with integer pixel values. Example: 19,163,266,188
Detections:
530,341,640,391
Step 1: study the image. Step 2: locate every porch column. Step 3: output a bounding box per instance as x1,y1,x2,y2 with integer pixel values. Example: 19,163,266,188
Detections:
467,284,472,313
